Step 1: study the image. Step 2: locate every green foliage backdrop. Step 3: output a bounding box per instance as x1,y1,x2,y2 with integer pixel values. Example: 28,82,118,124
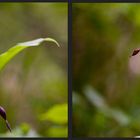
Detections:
73,3,140,137
0,3,67,137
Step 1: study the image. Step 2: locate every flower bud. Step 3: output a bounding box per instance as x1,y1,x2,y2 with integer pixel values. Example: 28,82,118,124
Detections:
0,106,11,132
0,106,6,120
131,49,140,56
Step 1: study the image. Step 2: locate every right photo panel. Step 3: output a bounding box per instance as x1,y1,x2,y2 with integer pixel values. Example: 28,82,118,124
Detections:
72,3,140,137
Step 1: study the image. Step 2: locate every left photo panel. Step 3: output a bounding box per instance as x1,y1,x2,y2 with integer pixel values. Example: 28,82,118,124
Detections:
0,3,68,137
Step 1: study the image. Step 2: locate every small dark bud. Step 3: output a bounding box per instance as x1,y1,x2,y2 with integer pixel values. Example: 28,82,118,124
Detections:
131,49,140,56
0,106,6,120
0,106,11,132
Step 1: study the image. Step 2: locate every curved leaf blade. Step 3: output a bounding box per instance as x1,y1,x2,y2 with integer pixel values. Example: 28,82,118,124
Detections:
0,38,59,71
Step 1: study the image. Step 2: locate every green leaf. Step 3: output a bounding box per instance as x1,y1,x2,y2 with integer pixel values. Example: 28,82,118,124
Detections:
0,38,59,71
39,103,68,124
46,126,68,137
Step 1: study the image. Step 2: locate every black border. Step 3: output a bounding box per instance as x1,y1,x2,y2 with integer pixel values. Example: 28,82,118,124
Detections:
0,0,67,2
72,138,137,140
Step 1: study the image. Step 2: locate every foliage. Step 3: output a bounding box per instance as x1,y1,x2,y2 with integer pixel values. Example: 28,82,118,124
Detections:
0,38,59,71
0,3,67,137
40,103,67,124
73,3,140,137
39,103,68,137
0,38,59,132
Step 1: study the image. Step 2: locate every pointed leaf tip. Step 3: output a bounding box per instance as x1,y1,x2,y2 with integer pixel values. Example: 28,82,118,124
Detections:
18,38,60,48
44,38,60,47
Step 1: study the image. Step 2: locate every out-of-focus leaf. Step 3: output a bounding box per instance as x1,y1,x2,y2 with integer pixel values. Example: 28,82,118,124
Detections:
0,38,59,71
135,136,140,138
20,123,30,135
46,126,67,137
39,103,67,124
83,86,130,126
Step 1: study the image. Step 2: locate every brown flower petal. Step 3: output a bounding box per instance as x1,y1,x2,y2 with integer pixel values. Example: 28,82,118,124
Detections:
131,49,140,56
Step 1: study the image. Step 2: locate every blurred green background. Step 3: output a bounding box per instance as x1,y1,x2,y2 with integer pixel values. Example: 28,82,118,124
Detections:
72,3,140,137
0,3,67,137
